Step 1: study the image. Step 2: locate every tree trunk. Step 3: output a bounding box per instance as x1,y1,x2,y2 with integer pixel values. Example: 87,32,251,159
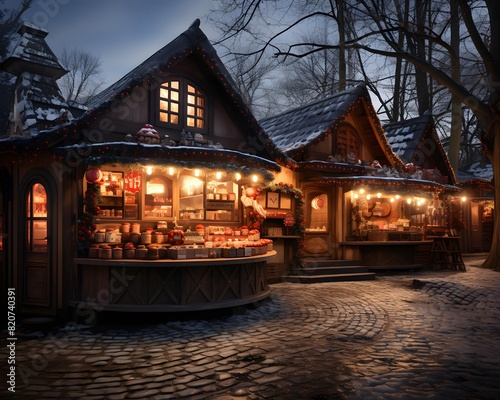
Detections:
448,0,461,173
415,0,430,115
482,120,500,269
337,0,346,91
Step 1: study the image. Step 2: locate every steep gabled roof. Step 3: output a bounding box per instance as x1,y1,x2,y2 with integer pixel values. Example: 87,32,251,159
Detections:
384,114,457,185
458,161,493,184
81,19,288,165
260,83,403,169
260,84,367,155
0,20,290,170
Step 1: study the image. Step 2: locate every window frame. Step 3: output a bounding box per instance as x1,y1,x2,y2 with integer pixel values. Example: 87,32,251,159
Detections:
156,77,208,134
334,123,361,160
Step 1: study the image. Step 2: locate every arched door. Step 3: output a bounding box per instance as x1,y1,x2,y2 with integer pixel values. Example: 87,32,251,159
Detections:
21,180,55,314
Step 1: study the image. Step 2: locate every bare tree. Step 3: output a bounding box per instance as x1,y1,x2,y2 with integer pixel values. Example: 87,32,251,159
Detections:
211,0,500,269
58,48,105,106
0,0,34,59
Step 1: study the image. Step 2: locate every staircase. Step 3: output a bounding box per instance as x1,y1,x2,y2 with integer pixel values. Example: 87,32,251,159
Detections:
287,259,376,283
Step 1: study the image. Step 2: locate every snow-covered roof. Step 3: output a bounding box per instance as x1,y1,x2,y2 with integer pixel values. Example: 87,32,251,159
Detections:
384,114,457,185
0,23,67,79
0,20,290,169
458,161,493,183
260,84,366,154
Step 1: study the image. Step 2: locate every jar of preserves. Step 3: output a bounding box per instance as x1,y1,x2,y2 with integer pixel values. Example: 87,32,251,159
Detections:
100,245,112,259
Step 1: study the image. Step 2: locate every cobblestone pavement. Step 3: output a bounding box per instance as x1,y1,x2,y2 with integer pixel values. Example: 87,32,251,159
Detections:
2,255,500,399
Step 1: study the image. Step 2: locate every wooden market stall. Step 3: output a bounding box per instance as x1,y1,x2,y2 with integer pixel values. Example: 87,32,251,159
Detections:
0,20,294,317
261,86,463,275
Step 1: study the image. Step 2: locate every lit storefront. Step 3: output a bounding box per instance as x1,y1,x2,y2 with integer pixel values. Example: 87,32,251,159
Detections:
0,21,293,317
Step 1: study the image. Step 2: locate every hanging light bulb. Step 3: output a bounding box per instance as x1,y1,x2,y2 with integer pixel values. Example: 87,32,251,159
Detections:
146,166,153,175
216,171,222,180
252,174,258,183
168,167,175,175
235,173,242,181
194,169,200,177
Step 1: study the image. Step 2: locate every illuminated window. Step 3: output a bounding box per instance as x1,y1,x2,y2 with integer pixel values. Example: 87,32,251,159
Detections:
26,183,48,252
159,79,206,131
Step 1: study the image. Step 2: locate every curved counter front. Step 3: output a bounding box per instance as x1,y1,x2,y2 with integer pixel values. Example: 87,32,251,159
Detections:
71,251,276,313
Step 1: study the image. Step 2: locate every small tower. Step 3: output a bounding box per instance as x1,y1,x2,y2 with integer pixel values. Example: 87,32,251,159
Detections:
0,23,72,137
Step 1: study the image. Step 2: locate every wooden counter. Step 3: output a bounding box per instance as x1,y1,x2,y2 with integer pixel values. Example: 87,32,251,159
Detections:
71,251,275,313
340,241,432,269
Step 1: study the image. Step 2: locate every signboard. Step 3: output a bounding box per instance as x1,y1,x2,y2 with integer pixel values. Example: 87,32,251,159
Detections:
284,212,295,227
124,171,142,193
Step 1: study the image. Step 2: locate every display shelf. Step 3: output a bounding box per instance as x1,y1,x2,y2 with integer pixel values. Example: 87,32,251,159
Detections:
263,235,302,239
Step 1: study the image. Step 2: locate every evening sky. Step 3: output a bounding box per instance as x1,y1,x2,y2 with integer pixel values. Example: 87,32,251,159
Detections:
5,0,216,88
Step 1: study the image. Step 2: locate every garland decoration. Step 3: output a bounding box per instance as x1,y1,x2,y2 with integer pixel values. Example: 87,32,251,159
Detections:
266,182,306,269
77,182,101,253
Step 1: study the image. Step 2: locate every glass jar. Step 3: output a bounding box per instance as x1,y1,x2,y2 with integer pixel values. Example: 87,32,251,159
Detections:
89,245,100,258
121,223,130,233
100,246,112,259
94,232,105,243
153,232,164,243
112,247,123,259
147,246,159,260
131,223,141,233
141,232,152,244
135,245,148,259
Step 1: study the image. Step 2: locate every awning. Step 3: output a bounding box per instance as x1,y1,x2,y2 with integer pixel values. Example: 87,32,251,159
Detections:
315,175,462,193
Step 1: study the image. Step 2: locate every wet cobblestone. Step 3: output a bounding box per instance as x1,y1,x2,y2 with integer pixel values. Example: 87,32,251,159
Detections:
2,256,500,399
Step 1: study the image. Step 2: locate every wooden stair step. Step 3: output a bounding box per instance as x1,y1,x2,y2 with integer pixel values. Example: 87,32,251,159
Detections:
296,266,369,275
287,272,376,283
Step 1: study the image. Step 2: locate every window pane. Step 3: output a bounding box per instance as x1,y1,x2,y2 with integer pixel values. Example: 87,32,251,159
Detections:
170,115,179,124
196,120,205,129
187,84,195,93
159,88,169,98
159,112,168,122
171,91,179,101
171,103,179,113
171,81,179,89
160,100,168,111
187,106,195,116
196,108,204,118
187,117,195,127
187,94,195,104
27,183,48,252
30,220,47,252
196,97,204,107
33,183,47,217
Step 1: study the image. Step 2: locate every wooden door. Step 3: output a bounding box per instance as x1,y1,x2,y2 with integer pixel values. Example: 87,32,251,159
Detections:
303,189,332,257
22,182,53,313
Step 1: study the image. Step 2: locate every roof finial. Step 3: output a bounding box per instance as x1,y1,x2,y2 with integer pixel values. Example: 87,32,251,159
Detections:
190,18,200,28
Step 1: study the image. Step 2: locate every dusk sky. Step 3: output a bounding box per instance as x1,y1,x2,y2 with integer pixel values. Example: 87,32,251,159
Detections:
6,0,218,87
